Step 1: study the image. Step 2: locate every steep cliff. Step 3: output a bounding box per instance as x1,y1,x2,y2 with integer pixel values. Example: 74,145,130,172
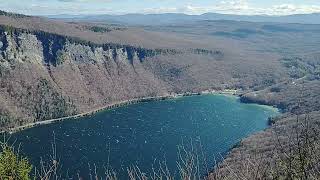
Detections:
0,26,236,130
0,18,290,130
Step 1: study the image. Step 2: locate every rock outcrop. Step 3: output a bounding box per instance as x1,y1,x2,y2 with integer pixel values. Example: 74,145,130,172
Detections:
0,26,232,130
0,23,289,130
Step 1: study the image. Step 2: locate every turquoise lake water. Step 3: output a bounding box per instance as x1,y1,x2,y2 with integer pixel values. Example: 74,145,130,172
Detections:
10,94,279,178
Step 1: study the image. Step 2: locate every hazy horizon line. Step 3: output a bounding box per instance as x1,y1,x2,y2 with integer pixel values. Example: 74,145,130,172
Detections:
42,12,320,17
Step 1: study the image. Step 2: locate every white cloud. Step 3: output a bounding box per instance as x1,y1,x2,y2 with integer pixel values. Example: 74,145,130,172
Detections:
140,0,252,15
142,0,320,15
143,7,178,14
269,4,320,15
218,0,250,10
1,3,114,15
1,0,320,15
0,0,116,15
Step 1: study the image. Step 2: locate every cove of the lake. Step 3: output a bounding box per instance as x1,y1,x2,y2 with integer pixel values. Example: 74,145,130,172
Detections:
9,94,279,178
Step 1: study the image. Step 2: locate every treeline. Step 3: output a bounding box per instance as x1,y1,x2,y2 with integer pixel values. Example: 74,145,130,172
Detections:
211,113,320,180
86,25,127,33
0,77,78,130
0,10,30,18
33,78,77,121
281,57,320,80
1,113,319,179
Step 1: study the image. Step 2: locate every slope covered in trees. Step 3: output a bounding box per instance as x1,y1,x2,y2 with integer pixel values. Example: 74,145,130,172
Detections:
0,20,287,131
0,10,319,179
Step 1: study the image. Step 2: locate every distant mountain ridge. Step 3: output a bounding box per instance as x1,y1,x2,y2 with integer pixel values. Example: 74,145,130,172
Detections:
47,12,320,25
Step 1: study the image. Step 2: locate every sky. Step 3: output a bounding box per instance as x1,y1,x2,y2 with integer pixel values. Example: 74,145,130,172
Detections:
1,0,320,16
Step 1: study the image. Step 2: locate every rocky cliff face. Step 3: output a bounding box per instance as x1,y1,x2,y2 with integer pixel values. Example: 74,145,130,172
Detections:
0,26,228,130
0,25,286,130
0,26,172,129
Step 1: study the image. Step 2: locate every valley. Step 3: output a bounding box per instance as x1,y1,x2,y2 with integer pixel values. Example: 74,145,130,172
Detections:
0,10,319,179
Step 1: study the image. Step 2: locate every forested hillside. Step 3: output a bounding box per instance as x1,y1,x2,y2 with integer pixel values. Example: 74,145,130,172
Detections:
0,13,289,131
0,10,320,179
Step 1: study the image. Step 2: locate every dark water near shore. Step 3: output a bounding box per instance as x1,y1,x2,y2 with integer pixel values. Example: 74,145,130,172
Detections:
9,94,278,178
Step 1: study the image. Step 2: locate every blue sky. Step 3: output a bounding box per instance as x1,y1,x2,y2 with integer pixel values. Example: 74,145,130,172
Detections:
1,0,320,15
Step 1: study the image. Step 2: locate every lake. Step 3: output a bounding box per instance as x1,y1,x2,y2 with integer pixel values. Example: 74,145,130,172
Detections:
9,94,279,178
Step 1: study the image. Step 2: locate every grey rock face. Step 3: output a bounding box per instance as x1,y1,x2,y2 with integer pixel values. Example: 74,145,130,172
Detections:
0,29,172,129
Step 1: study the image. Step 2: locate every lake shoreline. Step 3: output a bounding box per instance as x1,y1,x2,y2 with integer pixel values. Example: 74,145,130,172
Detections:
1,88,270,134
8,90,279,179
